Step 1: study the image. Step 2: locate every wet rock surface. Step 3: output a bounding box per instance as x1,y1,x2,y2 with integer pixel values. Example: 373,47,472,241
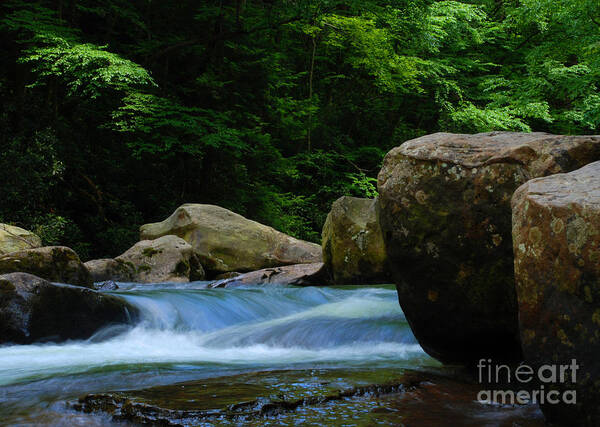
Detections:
512,161,600,426
74,369,544,426
140,204,322,274
0,272,138,344
377,131,600,365
209,263,327,288
322,196,389,285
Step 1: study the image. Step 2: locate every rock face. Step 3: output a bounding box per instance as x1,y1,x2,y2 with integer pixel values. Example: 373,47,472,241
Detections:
0,246,92,287
322,197,388,284
0,273,138,344
85,258,135,283
0,224,42,255
377,132,600,365
86,235,205,283
209,263,327,288
140,204,322,274
512,161,600,426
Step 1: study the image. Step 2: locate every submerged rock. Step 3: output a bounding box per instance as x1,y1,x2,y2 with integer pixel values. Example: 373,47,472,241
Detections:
93,280,119,291
377,132,600,365
0,246,92,287
0,272,138,344
322,196,389,284
512,161,600,426
140,204,322,274
209,263,327,288
74,369,544,426
0,224,42,255
86,235,205,284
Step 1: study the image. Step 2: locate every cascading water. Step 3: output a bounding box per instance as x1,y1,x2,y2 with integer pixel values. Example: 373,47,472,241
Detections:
0,283,434,425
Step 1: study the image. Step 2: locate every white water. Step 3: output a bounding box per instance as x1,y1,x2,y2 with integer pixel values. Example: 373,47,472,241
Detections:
0,283,434,425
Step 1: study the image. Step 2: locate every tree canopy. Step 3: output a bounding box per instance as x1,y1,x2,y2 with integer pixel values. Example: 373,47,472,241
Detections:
1,0,598,258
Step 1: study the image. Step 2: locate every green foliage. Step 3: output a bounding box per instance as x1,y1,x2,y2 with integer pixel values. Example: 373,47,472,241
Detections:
32,213,90,259
0,0,598,258
111,93,248,158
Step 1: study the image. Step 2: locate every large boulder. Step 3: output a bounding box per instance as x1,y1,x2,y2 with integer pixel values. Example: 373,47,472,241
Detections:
85,258,136,283
0,224,42,255
512,161,600,426
322,196,388,284
0,272,138,344
86,235,205,283
140,204,322,274
0,246,92,287
377,132,600,365
209,263,327,288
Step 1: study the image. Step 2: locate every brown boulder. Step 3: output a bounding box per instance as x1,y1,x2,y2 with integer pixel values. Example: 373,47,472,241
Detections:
0,246,92,287
209,263,327,288
322,197,389,284
140,204,322,274
377,132,600,365
513,161,600,426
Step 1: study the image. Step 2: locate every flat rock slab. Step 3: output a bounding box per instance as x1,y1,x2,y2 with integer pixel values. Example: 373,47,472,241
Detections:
74,368,544,426
377,131,600,365
209,263,327,288
512,161,600,426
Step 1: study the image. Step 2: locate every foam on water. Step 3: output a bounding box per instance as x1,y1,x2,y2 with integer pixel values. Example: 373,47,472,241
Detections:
0,284,426,386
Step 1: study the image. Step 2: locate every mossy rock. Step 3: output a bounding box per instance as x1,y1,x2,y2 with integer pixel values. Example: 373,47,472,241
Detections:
322,196,389,285
377,132,600,366
0,246,91,287
513,161,600,426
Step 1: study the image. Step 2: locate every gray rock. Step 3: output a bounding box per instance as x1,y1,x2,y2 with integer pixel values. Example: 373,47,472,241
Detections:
0,246,92,287
209,263,327,288
0,272,138,344
322,196,389,284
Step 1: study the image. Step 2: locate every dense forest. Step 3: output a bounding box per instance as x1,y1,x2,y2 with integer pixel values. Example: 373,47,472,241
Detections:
1,0,599,259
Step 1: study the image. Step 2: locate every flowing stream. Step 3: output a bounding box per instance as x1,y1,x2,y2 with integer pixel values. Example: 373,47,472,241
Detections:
0,283,439,425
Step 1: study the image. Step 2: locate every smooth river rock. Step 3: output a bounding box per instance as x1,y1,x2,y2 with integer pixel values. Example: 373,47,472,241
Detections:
0,224,42,255
209,263,327,288
0,273,138,344
140,204,322,274
86,235,205,283
0,246,92,287
377,132,600,365
84,258,135,283
322,197,389,284
512,161,600,426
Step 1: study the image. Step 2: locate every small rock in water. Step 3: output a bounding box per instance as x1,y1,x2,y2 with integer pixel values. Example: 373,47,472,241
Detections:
94,280,119,291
